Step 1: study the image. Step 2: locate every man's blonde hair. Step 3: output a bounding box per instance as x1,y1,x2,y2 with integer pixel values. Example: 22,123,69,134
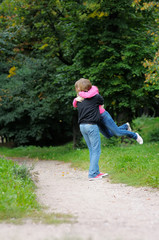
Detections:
75,78,92,92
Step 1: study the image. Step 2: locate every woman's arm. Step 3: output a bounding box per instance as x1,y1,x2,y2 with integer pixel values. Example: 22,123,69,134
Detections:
73,98,77,108
79,85,99,98
73,96,84,108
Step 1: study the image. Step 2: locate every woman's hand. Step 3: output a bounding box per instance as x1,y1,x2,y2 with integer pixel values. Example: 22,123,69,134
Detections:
75,96,84,102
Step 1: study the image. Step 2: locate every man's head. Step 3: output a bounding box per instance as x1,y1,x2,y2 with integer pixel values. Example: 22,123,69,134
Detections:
75,78,92,93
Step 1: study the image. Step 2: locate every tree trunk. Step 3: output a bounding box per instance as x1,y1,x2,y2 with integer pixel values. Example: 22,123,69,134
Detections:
72,112,81,149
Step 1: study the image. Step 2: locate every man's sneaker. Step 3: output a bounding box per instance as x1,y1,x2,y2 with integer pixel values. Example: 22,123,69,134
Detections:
89,174,102,181
126,122,132,131
136,133,143,144
98,172,109,178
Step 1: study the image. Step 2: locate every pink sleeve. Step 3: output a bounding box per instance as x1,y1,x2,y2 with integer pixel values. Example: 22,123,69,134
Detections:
73,98,77,108
79,85,99,98
99,105,105,114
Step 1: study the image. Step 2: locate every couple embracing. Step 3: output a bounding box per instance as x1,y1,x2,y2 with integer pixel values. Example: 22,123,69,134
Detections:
73,78,143,181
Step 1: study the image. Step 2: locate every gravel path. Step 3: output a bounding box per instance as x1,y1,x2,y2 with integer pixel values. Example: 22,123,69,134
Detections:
1,159,159,240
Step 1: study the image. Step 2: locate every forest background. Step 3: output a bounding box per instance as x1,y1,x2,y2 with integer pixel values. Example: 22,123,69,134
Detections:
0,0,159,147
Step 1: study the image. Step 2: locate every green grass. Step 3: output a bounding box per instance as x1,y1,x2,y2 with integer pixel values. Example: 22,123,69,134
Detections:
0,141,158,188
0,157,74,224
0,117,158,222
100,143,159,188
0,158,40,221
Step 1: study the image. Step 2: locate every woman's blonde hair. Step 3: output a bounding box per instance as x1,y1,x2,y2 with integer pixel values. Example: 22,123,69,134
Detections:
75,78,92,92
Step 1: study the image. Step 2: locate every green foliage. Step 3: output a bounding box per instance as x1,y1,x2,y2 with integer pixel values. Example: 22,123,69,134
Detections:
13,163,32,180
75,137,87,149
133,0,159,115
148,129,159,142
0,0,158,146
101,134,123,147
0,56,75,146
132,116,159,142
0,157,40,220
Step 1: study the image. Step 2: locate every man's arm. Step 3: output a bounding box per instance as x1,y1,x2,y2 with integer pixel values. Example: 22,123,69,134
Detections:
97,94,104,106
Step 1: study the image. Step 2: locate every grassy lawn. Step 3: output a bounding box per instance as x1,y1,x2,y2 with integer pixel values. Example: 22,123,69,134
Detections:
0,117,158,222
0,141,158,188
100,143,159,188
0,116,158,189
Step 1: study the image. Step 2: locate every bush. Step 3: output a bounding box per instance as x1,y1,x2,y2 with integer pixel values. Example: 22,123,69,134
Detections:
13,163,33,180
132,116,159,143
148,129,159,142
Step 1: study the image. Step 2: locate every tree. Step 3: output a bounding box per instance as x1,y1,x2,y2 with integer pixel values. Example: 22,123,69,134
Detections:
66,0,156,120
133,0,159,115
0,0,158,146
0,56,76,145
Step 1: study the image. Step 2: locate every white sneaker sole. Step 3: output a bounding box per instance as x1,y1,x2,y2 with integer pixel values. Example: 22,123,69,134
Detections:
136,133,143,144
126,122,132,131
101,173,109,178
89,177,102,181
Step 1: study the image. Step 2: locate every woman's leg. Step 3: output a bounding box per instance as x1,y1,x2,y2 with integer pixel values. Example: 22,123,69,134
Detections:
98,122,113,138
99,122,128,138
100,111,137,139
80,124,101,178
118,123,128,130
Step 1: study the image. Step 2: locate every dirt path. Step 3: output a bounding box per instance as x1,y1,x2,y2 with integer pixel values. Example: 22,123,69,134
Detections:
1,159,159,240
